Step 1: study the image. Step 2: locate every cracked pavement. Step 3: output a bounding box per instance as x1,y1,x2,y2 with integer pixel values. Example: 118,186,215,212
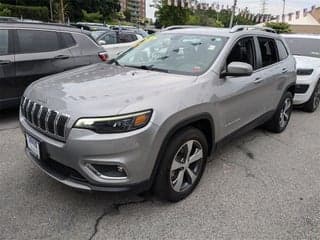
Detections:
1,107,320,239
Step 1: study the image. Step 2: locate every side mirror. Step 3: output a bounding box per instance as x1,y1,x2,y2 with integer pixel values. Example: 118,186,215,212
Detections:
220,62,253,78
98,40,106,45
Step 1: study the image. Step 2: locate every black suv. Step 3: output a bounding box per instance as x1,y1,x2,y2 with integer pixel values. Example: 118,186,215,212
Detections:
0,22,107,110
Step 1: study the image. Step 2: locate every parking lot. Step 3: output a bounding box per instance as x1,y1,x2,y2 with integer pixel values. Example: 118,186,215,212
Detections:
0,107,319,240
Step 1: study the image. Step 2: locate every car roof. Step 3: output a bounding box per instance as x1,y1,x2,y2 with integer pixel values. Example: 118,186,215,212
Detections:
0,22,85,33
282,33,320,39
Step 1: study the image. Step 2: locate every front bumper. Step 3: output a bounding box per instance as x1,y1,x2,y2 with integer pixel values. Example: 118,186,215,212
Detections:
20,114,159,192
294,74,318,105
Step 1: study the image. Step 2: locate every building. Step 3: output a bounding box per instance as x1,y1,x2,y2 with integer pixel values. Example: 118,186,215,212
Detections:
120,0,146,22
264,6,320,34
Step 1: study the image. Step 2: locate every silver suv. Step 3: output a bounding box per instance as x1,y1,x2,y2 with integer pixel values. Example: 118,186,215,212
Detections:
20,26,296,202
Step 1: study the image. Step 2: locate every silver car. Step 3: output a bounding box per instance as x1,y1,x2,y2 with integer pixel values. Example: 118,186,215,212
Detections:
20,26,296,202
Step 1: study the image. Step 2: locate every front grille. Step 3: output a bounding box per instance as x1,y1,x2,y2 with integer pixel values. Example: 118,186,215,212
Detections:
21,97,70,141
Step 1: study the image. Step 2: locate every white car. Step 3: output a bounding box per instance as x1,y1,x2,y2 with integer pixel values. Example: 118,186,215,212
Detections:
283,34,320,112
95,30,143,59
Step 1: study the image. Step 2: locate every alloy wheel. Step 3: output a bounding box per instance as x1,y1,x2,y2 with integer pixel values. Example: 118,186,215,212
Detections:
313,83,320,110
170,140,204,193
279,97,292,129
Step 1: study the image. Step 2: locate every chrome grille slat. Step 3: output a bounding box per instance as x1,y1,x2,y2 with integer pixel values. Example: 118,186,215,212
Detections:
54,113,60,135
30,103,36,124
20,97,70,141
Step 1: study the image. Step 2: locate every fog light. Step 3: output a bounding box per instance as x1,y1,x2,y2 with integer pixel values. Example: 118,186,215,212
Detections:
87,164,127,179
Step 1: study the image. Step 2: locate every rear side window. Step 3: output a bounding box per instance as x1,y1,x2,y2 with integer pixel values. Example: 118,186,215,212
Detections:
119,33,137,43
101,33,117,44
0,30,9,55
16,30,59,54
60,32,76,48
258,37,279,67
276,40,289,60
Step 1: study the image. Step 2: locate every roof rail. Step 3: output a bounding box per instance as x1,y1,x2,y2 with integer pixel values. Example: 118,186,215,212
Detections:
230,25,277,34
0,21,79,29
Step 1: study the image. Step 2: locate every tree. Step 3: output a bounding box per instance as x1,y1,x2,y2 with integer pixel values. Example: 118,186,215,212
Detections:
265,22,291,33
156,2,192,27
0,7,11,16
82,9,103,22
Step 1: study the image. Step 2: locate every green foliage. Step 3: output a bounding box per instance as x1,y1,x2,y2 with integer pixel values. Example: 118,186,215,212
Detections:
0,7,11,16
0,0,120,22
0,3,48,21
265,22,291,33
156,4,192,27
156,4,255,28
81,10,103,23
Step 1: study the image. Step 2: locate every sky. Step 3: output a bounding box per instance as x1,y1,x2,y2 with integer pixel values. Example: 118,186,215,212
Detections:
146,0,320,19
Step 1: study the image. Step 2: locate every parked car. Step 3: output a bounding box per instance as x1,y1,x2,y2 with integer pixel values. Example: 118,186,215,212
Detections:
96,30,144,59
0,16,20,22
20,26,296,202
283,34,320,112
0,22,107,110
73,22,110,31
110,25,149,38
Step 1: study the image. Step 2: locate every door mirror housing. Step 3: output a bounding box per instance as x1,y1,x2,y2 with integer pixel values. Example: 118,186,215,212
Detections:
98,40,106,45
221,62,253,78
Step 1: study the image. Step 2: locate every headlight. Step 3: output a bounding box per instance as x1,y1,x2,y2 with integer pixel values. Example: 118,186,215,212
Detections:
74,110,152,133
297,69,314,75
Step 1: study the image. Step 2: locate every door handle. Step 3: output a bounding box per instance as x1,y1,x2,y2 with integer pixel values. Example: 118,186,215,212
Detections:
0,60,11,65
254,77,263,84
53,55,70,60
282,68,288,73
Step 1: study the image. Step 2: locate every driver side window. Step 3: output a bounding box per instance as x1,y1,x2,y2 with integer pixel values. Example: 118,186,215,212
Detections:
227,37,256,69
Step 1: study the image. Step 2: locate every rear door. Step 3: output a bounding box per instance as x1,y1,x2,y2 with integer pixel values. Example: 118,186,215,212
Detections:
14,29,61,97
254,36,285,111
0,29,17,105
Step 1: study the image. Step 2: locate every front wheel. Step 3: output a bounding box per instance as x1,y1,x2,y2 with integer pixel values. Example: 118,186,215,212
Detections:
265,92,293,133
153,128,208,202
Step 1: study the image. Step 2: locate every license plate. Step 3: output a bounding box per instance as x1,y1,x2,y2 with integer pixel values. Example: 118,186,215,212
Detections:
26,134,40,159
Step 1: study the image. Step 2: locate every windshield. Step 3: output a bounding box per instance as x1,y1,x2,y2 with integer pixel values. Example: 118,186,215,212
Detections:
285,37,320,58
116,33,227,75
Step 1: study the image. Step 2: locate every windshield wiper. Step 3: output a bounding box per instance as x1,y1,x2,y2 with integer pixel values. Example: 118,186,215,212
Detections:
110,59,122,66
124,64,169,73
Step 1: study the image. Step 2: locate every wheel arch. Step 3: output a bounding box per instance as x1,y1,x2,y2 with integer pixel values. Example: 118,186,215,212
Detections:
149,112,215,187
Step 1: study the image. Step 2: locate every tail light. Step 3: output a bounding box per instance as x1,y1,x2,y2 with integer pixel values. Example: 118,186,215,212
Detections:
98,52,108,62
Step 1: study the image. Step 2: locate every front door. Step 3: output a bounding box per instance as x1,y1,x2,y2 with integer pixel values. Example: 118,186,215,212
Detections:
216,37,266,137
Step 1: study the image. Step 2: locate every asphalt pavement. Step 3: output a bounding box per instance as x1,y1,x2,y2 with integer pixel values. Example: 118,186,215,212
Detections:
1,108,320,240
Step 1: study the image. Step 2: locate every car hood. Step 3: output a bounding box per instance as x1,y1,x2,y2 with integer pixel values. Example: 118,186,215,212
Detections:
24,63,197,118
294,55,320,69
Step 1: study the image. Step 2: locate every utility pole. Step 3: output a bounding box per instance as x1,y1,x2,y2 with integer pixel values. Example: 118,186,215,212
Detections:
261,0,267,14
282,0,286,22
49,0,53,22
229,0,237,28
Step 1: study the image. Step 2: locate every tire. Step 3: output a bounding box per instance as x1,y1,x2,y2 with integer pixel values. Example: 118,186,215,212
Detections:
265,92,293,133
153,127,208,202
303,81,320,113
